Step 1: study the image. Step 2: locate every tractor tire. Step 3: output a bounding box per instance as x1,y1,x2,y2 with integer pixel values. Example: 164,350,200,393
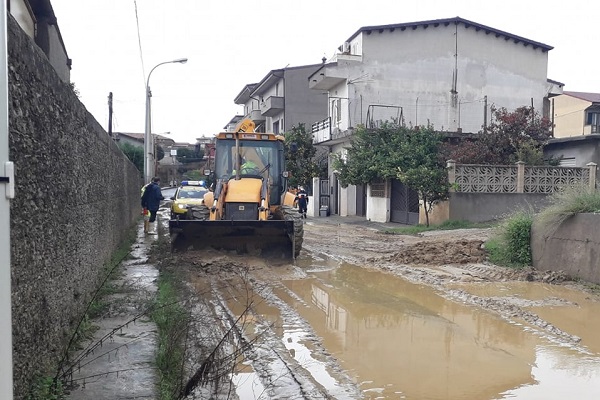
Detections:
188,205,210,220
282,205,303,257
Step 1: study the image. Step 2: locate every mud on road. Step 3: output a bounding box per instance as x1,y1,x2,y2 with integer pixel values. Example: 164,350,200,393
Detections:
166,217,600,399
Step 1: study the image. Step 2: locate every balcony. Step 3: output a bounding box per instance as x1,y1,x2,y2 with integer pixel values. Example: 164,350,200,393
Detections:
260,96,284,117
309,67,346,91
246,109,265,123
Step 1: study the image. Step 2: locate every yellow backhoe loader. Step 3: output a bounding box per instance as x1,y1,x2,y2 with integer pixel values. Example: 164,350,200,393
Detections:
168,119,303,258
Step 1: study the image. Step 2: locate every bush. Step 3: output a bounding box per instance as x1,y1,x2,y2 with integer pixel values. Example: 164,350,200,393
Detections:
486,211,533,268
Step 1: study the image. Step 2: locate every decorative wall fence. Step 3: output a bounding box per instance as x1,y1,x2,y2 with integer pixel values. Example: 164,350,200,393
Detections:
423,161,599,224
447,160,598,193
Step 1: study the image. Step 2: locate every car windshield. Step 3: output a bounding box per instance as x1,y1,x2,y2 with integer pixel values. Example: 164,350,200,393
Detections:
177,188,206,199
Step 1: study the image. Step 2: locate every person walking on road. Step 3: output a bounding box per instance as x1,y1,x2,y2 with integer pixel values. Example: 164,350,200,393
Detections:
141,177,164,234
295,186,309,219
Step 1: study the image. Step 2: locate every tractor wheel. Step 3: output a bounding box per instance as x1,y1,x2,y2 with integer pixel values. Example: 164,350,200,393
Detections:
282,205,303,257
188,205,210,220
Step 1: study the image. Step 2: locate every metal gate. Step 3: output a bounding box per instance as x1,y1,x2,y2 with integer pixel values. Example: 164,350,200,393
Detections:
319,179,330,209
390,179,419,224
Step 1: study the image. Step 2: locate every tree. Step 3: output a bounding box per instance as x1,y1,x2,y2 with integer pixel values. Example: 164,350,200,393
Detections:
332,123,449,225
176,147,202,164
119,142,143,172
443,106,553,165
284,124,322,188
332,123,408,186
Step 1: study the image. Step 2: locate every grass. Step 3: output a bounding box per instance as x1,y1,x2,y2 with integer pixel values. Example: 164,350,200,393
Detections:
27,376,65,400
150,238,189,400
536,186,600,234
383,219,494,235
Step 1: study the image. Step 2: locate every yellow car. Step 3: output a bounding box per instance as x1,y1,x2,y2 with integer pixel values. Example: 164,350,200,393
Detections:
170,181,209,219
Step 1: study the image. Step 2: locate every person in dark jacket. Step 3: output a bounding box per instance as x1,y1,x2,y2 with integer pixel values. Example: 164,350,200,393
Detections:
141,177,164,234
295,186,309,219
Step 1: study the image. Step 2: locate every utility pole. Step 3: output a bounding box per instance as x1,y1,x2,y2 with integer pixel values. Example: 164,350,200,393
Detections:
0,0,15,397
107,92,113,138
483,95,488,133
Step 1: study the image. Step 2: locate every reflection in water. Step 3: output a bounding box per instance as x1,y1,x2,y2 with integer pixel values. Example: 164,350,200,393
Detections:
452,281,600,354
278,263,600,400
496,345,600,399
232,370,268,400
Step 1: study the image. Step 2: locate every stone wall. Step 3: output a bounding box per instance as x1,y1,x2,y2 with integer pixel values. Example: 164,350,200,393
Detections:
531,214,600,285
7,15,142,398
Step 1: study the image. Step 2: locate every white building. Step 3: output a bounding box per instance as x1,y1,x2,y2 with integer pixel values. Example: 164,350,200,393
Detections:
309,16,563,223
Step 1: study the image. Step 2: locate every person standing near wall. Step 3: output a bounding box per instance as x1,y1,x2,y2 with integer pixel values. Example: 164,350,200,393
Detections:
141,177,164,234
140,182,150,233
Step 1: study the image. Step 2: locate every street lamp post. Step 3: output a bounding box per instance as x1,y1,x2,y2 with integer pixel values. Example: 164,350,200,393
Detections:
144,58,187,183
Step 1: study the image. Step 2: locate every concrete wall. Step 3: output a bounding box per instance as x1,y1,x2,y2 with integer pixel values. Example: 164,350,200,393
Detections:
7,15,142,398
283,65,328,132
531,214,600,284
420,200,450,225
353,21,549,133
366,182,390,222
447,193,550,222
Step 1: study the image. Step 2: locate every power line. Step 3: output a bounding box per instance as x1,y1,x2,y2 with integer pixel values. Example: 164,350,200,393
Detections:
133,0,146,87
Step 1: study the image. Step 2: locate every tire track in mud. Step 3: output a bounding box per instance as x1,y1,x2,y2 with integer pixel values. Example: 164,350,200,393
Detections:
302,221,586,348
251,278,362,400
209,280,317,400
197,265,361,399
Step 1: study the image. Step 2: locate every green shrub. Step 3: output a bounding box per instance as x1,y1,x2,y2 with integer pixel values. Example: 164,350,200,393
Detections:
486,211,533,268
504,212,533,265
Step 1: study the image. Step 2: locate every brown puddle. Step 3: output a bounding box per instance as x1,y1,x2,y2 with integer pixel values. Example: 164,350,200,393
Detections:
277,263,600,400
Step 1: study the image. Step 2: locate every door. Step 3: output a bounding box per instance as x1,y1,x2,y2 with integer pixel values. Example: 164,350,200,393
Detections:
390,179,419,224
356,184,366,217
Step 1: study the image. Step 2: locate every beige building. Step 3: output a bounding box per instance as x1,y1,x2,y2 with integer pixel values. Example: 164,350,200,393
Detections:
552,91,600,137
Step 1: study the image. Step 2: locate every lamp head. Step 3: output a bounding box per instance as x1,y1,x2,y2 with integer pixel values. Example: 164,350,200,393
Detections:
174,58,188,64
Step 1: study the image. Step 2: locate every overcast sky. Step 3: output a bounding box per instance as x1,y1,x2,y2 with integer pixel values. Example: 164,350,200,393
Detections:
51,0,600,144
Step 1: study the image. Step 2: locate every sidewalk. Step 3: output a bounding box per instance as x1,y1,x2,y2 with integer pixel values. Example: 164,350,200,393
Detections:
307,213,406,231
67,221,159,399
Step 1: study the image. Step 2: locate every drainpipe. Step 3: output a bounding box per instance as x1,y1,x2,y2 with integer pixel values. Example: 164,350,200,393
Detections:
0,1,14,397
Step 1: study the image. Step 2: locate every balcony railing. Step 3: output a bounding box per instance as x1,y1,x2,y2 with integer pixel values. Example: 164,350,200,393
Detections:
312,117,331,144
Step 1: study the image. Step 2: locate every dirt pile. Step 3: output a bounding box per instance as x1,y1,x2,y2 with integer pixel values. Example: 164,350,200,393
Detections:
378,239,486,265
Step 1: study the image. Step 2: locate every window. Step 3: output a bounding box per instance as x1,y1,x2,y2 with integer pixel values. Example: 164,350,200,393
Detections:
273,121,279,134
332,98,342,124
370,180,386,198
587,112,600,133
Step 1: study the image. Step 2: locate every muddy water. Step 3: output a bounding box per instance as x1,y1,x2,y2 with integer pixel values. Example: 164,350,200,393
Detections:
273,262,600,399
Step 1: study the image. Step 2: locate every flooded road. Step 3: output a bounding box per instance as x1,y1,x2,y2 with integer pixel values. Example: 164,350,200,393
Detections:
277,261,600,399
180,219,600,399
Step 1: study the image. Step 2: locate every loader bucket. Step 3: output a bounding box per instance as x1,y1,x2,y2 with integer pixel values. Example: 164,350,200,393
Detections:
169,219,296,258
